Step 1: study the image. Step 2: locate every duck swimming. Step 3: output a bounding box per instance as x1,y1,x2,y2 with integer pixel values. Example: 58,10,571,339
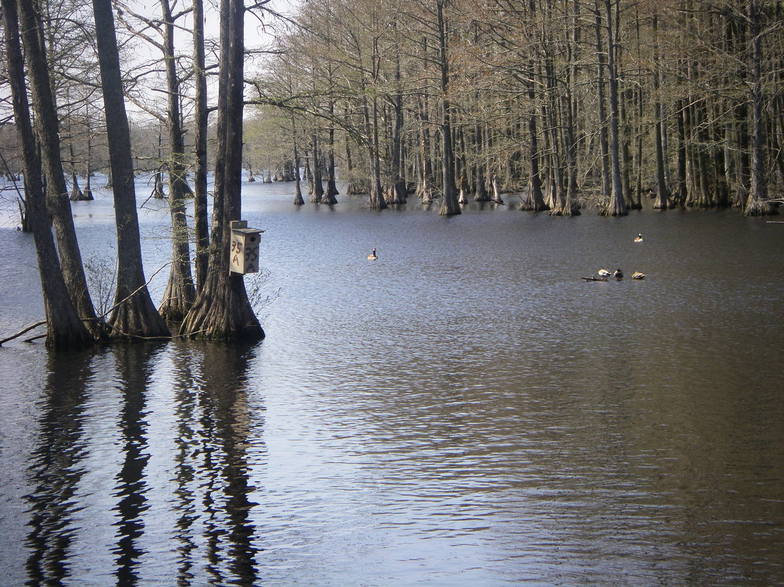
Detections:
634,233,643,242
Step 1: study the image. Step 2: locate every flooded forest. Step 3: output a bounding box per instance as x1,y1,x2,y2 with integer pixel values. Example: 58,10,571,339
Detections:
2,0,784,583
254,0,784,218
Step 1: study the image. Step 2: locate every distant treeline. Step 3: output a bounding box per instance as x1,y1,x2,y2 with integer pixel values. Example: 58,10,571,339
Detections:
250,0,783,216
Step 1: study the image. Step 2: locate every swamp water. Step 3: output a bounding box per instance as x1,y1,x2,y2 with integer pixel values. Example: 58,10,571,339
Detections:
1,181,783,584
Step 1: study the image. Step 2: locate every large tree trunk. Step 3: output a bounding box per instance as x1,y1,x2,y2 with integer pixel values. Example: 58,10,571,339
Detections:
292,117,304,206
390,36,407,206
310,134,324,203
180,0,263,341
652,11,670,209
84,118,94,201
436,0,460,216
674,99,688,205
159,0,196,322
324,131,339,204
68,142,86,201
293,143,304,205
556,2,580,217
2,0,93,349
92,0,170,339
473,125,489,201
18,0,100,335
324,98,339,205
602,0,627,216
745,0,774,215
369,93,385,209
193,0,210,291
522,52,547,211
416,91,435,203
594,3,611,205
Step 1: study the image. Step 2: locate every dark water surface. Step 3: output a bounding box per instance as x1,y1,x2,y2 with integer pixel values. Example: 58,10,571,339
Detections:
1,182,784,584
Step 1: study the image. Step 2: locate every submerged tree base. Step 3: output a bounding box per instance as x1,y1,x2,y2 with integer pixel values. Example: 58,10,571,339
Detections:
109,295,170,340
180,273,264,342
744,198,777,216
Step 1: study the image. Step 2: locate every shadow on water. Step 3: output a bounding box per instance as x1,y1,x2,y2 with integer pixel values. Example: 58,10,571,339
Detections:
24,348,97,583
170,341,264,585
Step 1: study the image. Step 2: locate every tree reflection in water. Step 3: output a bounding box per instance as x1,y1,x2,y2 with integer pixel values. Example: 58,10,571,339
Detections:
112,342,164,584
21,340,264,584
25,349,96,583
171,341,263,585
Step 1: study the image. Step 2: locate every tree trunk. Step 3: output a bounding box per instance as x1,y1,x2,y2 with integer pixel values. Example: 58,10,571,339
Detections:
602,0,627,216
473,125,489,201
2,0,93,349
390,36,407,205
674,99,687,205
652,11,670,209
745,0,774,215
416,91,435,203
180,0,263,341
18,0,100,334
152,130,165,199
490,173,504,205
193,0,209,292
324,124,339,204
292,117,304,206
159,0,196,323
310,134,324,203
594,3,611,204
436,0,460,216
69,143,85,201
522,54,547,211
304,152,314,195
92,0,170,339
84,119,94,201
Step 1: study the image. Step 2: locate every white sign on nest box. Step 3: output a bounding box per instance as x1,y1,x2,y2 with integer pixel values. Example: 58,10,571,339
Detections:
229,220,264,274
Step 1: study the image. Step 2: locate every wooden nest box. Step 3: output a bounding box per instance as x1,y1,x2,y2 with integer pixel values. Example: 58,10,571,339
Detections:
229,220,264,274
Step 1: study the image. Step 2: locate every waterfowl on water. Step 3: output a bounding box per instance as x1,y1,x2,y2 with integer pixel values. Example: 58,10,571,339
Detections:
597,268,611,277
368,247,378,261
632,271,646,280
613,268,624,280
634,233,643,242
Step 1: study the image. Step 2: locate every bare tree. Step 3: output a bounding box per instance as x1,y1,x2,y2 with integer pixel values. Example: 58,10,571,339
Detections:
180,0,264,341
92,0,170,339
17,0,101,334
2,0,93,349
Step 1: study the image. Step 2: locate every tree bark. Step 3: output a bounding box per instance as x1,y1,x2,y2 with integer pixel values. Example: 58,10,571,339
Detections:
2,0,93,349
159,0,196,322
180,0,263,341
292,117,304,206
437,0,460,216
522,50,547,211
193,0,210,291
745,0,774,215
416,90,435,203
92,0,170,339
652,11,670,209
390,34,407,205
17,0,100,333
603,0,626,216
594,2,611,204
